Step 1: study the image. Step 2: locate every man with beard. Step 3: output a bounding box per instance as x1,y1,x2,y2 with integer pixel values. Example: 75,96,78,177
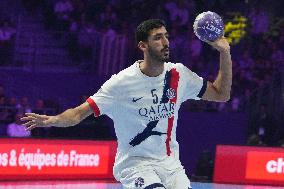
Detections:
21,19,232,189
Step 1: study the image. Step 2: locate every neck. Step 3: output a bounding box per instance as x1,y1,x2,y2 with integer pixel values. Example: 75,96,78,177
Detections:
139,56,164,77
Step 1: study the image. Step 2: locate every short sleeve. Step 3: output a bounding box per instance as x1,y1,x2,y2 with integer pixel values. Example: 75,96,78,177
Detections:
86,75,119,118
177,64,207,102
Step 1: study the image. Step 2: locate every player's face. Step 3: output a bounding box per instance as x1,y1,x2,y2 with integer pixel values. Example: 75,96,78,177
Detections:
146,26,170,63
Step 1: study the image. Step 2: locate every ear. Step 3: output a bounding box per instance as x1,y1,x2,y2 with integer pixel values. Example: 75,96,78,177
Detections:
138,41,147,51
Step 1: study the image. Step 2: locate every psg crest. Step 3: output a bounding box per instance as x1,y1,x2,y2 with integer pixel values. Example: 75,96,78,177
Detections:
166,88,176,99
135,177,145,187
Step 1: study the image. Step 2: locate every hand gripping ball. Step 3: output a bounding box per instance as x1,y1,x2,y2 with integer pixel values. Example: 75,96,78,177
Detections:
193,11,224,42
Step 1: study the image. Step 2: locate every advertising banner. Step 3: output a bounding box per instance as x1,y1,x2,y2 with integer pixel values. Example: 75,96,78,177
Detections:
0,138,117,180
214,145,284,186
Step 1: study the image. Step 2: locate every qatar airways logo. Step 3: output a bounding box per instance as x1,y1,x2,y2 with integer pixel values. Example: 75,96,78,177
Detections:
266,158,284,174
138,102,176,121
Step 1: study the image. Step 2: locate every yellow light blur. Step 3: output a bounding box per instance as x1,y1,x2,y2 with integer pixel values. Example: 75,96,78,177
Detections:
224,15,247,45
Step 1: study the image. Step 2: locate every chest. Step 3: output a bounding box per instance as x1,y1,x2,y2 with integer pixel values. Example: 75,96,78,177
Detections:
118,79,180,122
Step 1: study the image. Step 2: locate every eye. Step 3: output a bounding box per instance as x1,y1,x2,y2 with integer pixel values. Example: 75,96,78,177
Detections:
154,36,161,40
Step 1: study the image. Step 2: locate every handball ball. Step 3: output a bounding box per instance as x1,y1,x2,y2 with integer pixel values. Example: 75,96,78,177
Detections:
193,11,224,42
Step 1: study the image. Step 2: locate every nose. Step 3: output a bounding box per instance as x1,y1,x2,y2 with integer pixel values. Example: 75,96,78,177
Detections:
162,36,169,46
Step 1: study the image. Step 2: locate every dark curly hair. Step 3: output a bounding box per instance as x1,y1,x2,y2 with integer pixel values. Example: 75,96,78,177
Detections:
135,19,167,44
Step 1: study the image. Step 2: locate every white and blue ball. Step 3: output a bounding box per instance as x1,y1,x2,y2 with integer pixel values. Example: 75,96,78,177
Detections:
193,11,224,42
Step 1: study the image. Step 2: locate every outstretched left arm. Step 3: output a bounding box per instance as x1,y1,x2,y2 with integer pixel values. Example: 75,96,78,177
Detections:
201,37,232,102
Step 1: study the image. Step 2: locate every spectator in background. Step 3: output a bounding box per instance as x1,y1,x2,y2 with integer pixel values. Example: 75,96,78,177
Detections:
169,26,183,62
165,0,189,27
0,85,10,123
192,150,214,182
230,96,241,112
33,99,46,114
240,89,252,112
0,85,5,98
150,4,169,23
246,134,264,146
278,138,284,147
17,97,32,114
238,69,255,93
251,104,277,146
0,21,16,66
248,5,270,60
174,0,189,27
238,50,254,70
66,16,80,63
270,43,284,67
100,4,117,27
164,0,177,23
278,111,284,146
54,0,74,20
103,23,117,38
71,0,87,18
0,96,10,123
22,0,43,15
184,31,202,67
278,109,284,145
249,6,269,36
8,97,18,108
32,99,48,137
279,28,284,49
78,20,97,68
217,102,228,112
7,113,31,137
5,96,19,123
0,0,280,118
255,39,272,61
54,0,74,31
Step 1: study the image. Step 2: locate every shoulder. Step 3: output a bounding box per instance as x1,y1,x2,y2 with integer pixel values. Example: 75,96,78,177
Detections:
114,64,137,83
117,64,137,78
102,64,137,89
166,62,202,81
165,62,190,73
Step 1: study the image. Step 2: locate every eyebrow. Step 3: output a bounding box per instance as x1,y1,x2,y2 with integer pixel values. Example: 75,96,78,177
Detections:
152,32,169,37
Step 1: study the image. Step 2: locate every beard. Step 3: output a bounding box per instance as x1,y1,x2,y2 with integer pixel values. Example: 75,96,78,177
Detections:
148,45,170,63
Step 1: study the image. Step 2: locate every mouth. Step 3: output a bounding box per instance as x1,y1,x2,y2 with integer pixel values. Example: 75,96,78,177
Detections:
162,48,169,54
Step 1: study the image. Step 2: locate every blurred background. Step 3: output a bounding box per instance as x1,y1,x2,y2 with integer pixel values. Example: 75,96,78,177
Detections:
0,0,283,183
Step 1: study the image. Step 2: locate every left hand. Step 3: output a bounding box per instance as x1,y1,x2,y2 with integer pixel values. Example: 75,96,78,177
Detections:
207,36,230,53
